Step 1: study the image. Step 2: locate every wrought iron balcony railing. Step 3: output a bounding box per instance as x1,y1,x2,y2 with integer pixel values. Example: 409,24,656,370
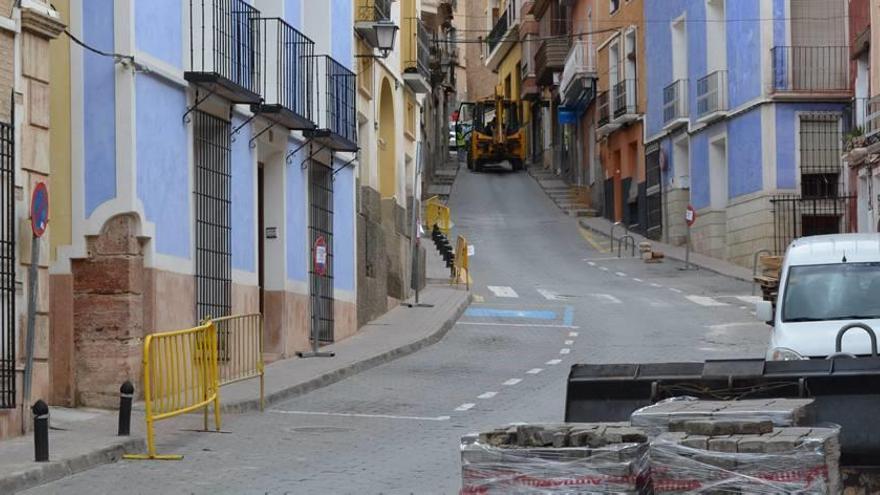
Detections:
486,7,510,54
186,0,262,103
696,70,727,118
309,55,357,152
662,79,688,125
597,91,610,127
402,17,431,80
253,18,314,130
771,46,850,93
613,79,637,118
560,40,596,98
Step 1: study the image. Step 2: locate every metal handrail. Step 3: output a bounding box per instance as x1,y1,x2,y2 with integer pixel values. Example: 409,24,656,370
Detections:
751,249,772,296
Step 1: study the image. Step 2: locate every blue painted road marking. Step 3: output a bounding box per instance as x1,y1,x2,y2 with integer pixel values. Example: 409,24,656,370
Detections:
464,308,558,320
563,306,574,326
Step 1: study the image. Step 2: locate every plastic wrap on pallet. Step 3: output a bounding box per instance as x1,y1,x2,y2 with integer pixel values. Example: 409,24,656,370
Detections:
630,396,815,434
460,434,650,494
649,428,841,494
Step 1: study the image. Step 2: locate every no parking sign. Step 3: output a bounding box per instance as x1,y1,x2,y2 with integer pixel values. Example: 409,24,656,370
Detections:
31,182,49,237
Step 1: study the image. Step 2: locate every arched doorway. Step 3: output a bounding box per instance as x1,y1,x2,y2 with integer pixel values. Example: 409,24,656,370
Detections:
378,78,397,199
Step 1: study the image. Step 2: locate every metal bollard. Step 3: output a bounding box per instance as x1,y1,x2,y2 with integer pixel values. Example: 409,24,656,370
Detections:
32,399,49,462
118,381,134,436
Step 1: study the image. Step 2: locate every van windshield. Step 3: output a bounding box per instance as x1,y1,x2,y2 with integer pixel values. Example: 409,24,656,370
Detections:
782,262,880,322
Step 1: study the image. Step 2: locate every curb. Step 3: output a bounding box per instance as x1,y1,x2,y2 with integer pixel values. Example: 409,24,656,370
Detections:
577,219,752,283
221,291,472,414
5,437,144,494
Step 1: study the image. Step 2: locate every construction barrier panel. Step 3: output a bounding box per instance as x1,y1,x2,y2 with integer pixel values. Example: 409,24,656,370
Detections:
124,322,220,460
453,235,470,289
425,196,451,235
213,313,265,411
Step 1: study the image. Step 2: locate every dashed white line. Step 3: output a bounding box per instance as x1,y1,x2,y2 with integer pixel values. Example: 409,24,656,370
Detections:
560,348,571,355
569,331,579,337
587,261,596,266
564,340,574,345
537,288,562,300
615,272,627,277
271,410,451,421
546,359,563,365
590,293,622,304
651,283,662,288
455,403,476,412
599,267,610,272
633,278,643,283
477,391,497,399
526,368,543,375
503,378,522,386
668,287,683,293
488,286,519,298
685,295,729,307
735,295,764,304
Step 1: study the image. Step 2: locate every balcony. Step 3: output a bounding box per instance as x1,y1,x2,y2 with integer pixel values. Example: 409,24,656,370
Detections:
662,79,688,130
356,0,394,49
613,79,638,123
597,91,619,136
484,2,518,71
520,33,540,100
560,40,597,106
185,0,262,104
696,70,728,122
771,46,850,97
402,18,431,93
535,38,569,86
251,18,315,131
305,56,358,152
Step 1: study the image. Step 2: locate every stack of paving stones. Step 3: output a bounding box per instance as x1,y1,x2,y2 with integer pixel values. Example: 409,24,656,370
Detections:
460,423,651,494
630,398,817,434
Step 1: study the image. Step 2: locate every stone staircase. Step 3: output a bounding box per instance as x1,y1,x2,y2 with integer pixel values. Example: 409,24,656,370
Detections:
528,167,598,217
425,159,460,202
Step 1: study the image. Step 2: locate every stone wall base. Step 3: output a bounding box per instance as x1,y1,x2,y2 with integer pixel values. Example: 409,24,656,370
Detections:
691,209,728,260
663,187,690,246
725,194,775,268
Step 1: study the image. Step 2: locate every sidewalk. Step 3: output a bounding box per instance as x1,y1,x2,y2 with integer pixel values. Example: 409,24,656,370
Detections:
0,251,470,493
578,215,754,283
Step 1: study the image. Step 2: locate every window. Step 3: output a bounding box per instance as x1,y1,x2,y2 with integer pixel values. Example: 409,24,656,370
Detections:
709,137,728,210
705,0,726,73
405,96,416,138
782,263,880,323
610,0,620,14
671,17,687,81
504,74,512,99
799,115,842,197
358,42,374,98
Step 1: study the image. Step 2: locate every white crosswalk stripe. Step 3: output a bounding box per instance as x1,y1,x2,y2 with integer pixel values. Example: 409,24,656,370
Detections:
685,295,729,307
487,286,519,298
590,293,622,304
503,378,522,386
478,392,497,399
526,368,543,375
546,359,563,365
455,403,475,411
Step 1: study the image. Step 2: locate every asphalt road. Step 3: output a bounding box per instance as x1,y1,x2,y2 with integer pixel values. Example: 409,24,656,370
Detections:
26,166,769,495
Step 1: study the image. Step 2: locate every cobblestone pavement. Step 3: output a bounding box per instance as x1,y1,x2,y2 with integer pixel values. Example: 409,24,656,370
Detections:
25,168,769,494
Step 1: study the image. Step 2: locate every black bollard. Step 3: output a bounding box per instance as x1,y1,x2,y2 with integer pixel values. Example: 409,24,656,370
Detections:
118,381,134,436
32,400,49,462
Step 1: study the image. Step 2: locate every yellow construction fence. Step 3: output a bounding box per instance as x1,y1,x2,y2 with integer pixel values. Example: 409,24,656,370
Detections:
214,313,265,410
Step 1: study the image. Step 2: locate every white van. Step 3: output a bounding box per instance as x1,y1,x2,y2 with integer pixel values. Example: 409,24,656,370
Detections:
758,234,880,360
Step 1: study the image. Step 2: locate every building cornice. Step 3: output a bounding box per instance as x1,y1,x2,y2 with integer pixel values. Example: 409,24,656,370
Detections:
19,3,65,39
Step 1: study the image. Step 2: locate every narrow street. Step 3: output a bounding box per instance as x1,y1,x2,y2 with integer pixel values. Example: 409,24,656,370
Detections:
24,168,769,494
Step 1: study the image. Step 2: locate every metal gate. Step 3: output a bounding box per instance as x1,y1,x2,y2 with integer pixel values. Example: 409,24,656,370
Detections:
770,194,856,254
0,116,14,409
309,159,334,343
194,110,232,321
645,146,662,240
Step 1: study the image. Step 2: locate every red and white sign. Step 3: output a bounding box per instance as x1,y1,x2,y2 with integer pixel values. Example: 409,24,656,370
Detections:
314,236,327,276
685,204,697,227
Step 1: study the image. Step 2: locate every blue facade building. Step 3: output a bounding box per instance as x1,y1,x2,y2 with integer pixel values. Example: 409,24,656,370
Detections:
644,0,851,266
52,0,359,406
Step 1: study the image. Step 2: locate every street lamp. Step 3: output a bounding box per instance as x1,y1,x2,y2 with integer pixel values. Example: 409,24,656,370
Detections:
374,21,399,58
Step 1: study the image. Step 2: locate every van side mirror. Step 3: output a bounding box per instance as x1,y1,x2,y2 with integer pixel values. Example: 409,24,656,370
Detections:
755,301,773,324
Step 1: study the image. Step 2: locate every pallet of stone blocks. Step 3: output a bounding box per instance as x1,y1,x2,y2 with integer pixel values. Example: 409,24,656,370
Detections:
649,426,841,494
460,423,651,494
630,397,816,435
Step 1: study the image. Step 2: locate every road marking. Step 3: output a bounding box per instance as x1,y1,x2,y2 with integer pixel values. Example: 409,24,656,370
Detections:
586,261,596,266
473,294,485,303
590,293,622,304
458,322,580,329
546,359,563,365
569,331,579,337
599,267,610,272
668,287,683,293
455,403,476,412
477,391,497,399
615,272,627,277
563,306,575,326
560,348,571,355
564,340,574,345
686,295,729,307
503,378,522,386
537,288,563,300
579,227,608,253
526,368,543,374
465,308,557,320
271,410,450,422
736,295,763,304
488,286,519,298
650,283,662,288
633,278,643,283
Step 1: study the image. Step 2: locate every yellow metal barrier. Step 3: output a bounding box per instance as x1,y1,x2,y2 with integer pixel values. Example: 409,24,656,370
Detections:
213,313,264,411
453,235,470,289
124,322,220,460
425,196,451,235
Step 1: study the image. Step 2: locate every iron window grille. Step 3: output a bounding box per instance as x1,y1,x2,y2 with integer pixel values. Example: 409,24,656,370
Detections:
309,161,334,343
194,110,232,322
0,114,13,409
253,17,315,130
186,0,262,102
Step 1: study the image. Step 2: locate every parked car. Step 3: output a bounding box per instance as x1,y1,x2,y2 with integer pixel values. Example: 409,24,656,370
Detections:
757,234,880,360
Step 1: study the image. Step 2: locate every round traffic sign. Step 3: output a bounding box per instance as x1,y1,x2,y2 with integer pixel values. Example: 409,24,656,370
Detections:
30,182,49,237
685,204,697,227
314,236,327,276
